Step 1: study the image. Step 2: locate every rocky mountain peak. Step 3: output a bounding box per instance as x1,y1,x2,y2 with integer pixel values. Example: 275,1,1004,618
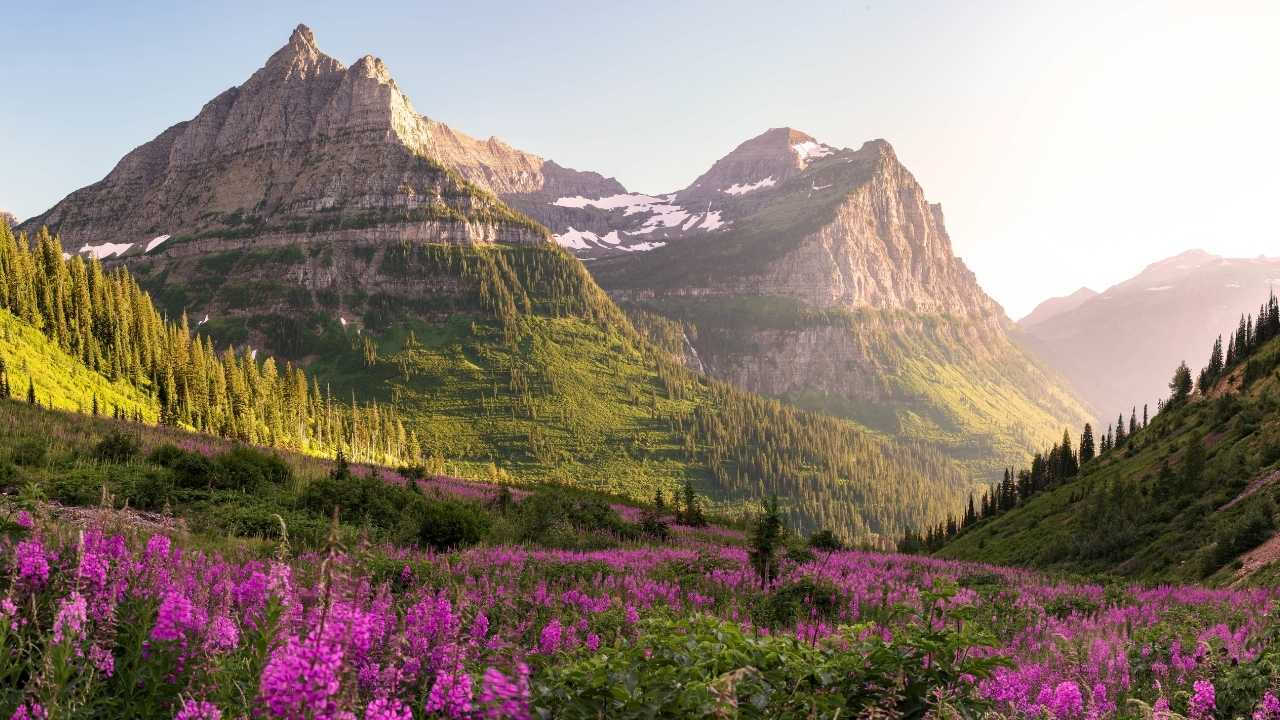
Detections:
259,23,342,83
680,127,840,200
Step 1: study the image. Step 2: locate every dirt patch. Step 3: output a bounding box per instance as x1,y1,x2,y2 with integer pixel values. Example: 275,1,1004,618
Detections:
1231,531,1280,586
1219,468,1280,513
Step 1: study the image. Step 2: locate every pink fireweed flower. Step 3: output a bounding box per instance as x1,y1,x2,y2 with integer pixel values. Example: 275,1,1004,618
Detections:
205,615,240,653
1048,681,1083,719
14,510,34,529
1189,679,1216,719
478,665,531,720
152,590,200,643
173,699,222,720
1256,691,1280,720
89,644,115,677
260,633,344,719
364,698,413,720
425,666,473,717
538,619,562,654
9,703,47,720
52,591,88,644
586,632,601,651
15,540,49,588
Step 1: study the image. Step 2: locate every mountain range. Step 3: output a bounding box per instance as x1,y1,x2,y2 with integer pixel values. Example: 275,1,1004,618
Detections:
1020,249,1280,419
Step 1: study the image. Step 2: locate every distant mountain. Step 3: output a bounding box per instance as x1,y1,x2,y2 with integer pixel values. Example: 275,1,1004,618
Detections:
1020,249,1280,419
526,128,1094,478
15,24,985,543
1019,287,1098,328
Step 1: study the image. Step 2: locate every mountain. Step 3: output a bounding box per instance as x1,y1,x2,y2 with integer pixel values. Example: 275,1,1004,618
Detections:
1020,249,1280,419
940,297,1280,586
1019,287,1097,328
519,129,1093,478
15,26,984,543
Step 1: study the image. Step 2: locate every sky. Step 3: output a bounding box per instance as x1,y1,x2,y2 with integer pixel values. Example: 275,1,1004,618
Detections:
1,0,1277,318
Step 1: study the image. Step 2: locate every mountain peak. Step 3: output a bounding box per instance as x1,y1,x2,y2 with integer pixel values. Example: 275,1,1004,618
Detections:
289,23,316,49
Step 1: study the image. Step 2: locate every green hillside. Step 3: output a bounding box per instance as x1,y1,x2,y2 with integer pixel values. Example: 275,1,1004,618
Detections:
0,307,157,421
621,296,1089,480
4,219,982,544
938,329,1280,586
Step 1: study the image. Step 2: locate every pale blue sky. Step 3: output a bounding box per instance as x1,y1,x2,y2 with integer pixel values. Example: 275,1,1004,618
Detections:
2,0,1277,316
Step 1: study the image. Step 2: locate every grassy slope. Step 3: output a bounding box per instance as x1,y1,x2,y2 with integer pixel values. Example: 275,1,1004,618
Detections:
121,242,977,542
626,296,1091,481
939,337,1280,586
0,309,157,422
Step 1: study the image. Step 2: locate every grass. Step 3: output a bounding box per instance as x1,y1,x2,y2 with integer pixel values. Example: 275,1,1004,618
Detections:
0,309,157,422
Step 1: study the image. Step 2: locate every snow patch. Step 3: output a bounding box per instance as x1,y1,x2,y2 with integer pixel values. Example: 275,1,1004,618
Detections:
811,181,833,190
79,242,133,259
145,234,171,252
723,177,776,195
553,193,665,215
621,241,667,252
793,141,834,164
339,317,348,327
250,349,258,361
197,314,209,327
599,231,622,246
1145,285,1174,292
553,227,599,250
698,211,725,231
1226,282,1242,288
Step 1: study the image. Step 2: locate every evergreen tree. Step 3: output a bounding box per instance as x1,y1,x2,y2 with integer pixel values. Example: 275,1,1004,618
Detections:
1169,361,1193,403
26,379,35,406
1128,408,1138,438
1114,414,1127,447
748,494,784,588
1079,423,1095,464
0,358,8,399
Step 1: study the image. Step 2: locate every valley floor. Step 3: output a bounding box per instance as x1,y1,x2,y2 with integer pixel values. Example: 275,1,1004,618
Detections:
1,401,1279,719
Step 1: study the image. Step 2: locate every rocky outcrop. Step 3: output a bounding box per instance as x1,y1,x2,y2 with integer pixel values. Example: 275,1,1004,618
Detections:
21,25,622,254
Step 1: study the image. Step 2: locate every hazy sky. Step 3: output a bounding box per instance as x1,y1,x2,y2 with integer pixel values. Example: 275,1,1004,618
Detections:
2,0,1277,317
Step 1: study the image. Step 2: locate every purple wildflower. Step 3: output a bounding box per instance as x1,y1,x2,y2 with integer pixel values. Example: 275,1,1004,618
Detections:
15,540,49,588
52,591,88,644
1189,679,1216,719
364,697,413,720
425,666,473,717
259,634,344,720
173,699,222,720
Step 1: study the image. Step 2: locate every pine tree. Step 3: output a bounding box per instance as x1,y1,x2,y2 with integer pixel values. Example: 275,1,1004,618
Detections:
1128,408,1138,438
1079,423,1096,464
748,494,785,588
0,358,8,399
1114,414,1127,447
26,379,35,406
1169,361,1193,403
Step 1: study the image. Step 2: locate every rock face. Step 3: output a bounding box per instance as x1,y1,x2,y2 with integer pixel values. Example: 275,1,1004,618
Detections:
568,130,1094,476
1021,250,1280,417
21,25,622,257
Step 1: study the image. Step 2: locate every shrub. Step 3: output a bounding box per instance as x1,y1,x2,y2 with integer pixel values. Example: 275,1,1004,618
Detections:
172,452,217,490
94,430,141,463
299,473,418,530
513,489,639,547
417,500,490,551
0,459,16,489
124,467,176,511
212,446,291,492
752,577,842,628
807,529,845,552
146,444,188,467
10,439,47,467
50,470,103,506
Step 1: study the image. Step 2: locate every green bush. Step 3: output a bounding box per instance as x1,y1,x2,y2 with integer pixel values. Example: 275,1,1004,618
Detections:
122,467,175,511
50,470,103,506
751,577,842,628
10,439,47,467
417,500,490,551
0,459,16,489
146,444,188,467
213,446,291,492
513,489,639,547
94,430,141,463
532,585,1005,719
299,473,419,530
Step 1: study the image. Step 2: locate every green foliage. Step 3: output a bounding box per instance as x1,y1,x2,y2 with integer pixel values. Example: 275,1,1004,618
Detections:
417,499,490,551
93,430,141,463
531,585,1005,719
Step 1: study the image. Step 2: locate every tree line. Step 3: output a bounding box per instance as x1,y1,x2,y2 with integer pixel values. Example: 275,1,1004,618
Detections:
0,220,411,463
